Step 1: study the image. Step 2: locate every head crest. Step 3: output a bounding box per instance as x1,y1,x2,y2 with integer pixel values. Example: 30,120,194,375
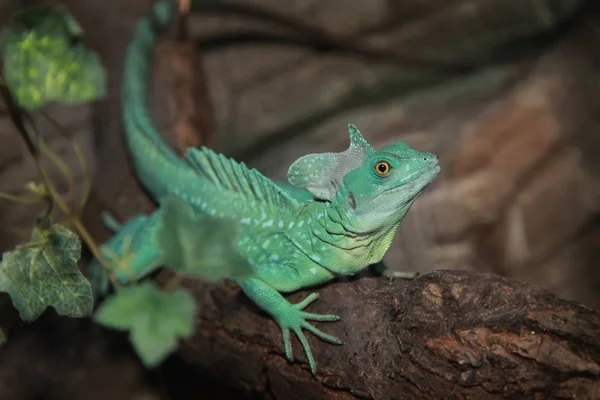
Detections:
287,124,374,200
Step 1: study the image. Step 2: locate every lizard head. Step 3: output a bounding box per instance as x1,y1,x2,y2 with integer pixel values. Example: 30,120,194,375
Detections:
340,139,440,232
287,124,440,233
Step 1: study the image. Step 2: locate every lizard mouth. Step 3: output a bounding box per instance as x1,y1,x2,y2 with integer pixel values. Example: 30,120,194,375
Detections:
406,163,440,186
374,163,440,200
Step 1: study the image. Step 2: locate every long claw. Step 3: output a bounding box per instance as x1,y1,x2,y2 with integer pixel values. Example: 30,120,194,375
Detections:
240,280,342,375
301,311,341,322
293,327,316,374
282,328,293,361
302,322,342,345
294,292,319,310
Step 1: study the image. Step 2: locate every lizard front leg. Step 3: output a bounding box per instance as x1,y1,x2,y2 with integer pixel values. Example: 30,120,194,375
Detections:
88,210,162,296
238,277,342,374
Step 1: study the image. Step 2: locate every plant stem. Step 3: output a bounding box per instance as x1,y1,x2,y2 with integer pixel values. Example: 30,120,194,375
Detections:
0,191,42,204
164,273,181,292
36,155,120,289
0,79,120,290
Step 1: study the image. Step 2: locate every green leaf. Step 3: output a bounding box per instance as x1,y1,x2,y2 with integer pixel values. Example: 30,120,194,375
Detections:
94,281,196,368
156,197,252,282
0,6,106,109
11,5,83,38
0,224,93,321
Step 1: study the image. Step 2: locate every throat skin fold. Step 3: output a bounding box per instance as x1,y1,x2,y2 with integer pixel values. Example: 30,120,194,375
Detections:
311,186,415,276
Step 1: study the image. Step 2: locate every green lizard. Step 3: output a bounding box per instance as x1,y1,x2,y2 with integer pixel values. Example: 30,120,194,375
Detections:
91,1,440,374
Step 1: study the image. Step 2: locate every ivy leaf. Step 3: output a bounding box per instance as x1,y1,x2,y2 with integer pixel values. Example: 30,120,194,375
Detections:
156,197,252,282
0,224,93,321
94,281,196,368
11,5,83,38
0,6,106,109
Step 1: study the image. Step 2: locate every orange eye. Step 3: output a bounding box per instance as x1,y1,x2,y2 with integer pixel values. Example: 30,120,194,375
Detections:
375,161,390,175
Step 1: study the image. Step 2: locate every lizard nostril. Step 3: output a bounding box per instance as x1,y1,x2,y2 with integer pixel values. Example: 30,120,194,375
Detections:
423,153,438,164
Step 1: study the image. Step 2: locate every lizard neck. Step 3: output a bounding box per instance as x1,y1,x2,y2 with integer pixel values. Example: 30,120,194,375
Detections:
305,192,410,275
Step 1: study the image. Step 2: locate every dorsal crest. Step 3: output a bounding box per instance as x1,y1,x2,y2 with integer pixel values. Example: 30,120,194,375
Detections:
185,147,299,208
287,124,374,200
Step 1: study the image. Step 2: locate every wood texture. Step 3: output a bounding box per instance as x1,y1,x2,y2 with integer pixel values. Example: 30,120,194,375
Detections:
173,270,600,399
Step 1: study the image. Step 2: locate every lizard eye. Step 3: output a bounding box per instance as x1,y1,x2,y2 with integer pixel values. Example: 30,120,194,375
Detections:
375,161,390,176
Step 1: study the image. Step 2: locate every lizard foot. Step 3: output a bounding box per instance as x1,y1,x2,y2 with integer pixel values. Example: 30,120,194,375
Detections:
382,269,420,282
278,292,342,374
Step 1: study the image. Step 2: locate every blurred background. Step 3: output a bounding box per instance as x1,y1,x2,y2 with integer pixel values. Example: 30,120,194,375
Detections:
1,0,600,398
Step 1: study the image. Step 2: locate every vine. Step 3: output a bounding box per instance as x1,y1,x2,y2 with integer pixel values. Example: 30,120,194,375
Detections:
0,4,251,367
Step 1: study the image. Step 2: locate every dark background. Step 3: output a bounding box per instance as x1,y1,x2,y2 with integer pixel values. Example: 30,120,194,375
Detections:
1,0,600,398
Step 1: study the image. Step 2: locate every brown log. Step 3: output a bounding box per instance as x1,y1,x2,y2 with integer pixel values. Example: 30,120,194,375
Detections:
174,269,600,399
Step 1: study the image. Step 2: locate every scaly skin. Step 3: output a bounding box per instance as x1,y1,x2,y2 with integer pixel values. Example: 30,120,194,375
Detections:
93,1,440,374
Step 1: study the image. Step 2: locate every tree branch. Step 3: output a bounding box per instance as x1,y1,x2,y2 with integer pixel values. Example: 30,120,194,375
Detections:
174,269,600,399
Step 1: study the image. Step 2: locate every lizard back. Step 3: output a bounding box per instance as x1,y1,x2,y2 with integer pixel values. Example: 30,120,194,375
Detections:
177,147,303,219
121,2,303,221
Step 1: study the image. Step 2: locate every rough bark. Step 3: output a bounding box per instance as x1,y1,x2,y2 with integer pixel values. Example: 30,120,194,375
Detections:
188,0,600,311
174,270,600,399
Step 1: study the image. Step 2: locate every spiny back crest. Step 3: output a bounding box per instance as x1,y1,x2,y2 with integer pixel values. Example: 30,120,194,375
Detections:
184,147,299,209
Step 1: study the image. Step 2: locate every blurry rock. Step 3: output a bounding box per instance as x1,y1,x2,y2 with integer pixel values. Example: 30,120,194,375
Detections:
192,2,600,308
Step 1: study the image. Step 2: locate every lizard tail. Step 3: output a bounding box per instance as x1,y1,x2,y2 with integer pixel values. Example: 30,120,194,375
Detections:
121,1,196,199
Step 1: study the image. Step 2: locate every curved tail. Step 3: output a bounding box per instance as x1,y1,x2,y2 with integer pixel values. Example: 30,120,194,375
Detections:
121,1,197,199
